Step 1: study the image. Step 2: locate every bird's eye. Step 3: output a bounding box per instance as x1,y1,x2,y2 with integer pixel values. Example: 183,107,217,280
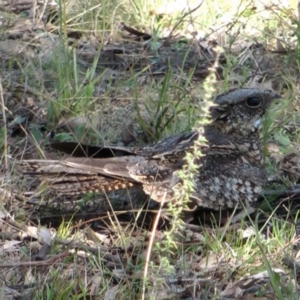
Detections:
246,96,261,108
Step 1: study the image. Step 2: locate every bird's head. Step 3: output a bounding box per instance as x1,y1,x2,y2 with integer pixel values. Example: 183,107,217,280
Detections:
211,88,281,136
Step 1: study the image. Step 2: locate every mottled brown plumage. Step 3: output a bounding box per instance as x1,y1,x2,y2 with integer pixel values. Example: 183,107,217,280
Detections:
20,88,280,210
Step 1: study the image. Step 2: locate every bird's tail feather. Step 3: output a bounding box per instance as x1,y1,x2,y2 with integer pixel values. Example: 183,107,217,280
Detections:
19,159,135,196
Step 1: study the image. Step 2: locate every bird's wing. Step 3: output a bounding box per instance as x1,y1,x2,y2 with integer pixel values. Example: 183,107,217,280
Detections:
138,131,198,157
50,131,198,159
20,156,146,196
64,156,143,180
22,156,144,181
50,142,136,158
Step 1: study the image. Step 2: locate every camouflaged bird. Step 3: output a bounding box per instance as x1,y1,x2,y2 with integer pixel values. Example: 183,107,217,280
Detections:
21,88,280,210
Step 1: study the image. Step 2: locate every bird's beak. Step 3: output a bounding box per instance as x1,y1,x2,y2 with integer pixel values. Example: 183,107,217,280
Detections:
272,93,282,102
254,119,261,129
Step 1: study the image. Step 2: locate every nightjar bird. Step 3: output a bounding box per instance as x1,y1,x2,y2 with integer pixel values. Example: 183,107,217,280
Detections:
20,88,281,210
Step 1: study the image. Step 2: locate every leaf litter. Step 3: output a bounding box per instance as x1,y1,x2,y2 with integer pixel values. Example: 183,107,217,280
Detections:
1,0,300,299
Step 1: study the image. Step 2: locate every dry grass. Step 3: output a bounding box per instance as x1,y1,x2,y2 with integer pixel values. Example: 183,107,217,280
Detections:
1,0,300,299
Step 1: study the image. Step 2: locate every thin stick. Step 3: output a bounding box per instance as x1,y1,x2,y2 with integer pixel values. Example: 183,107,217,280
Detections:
0,77,8,169
141,192,167,300
167,1,204,40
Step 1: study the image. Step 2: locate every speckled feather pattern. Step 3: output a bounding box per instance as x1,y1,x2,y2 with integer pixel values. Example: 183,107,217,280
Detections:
20,88,280,210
